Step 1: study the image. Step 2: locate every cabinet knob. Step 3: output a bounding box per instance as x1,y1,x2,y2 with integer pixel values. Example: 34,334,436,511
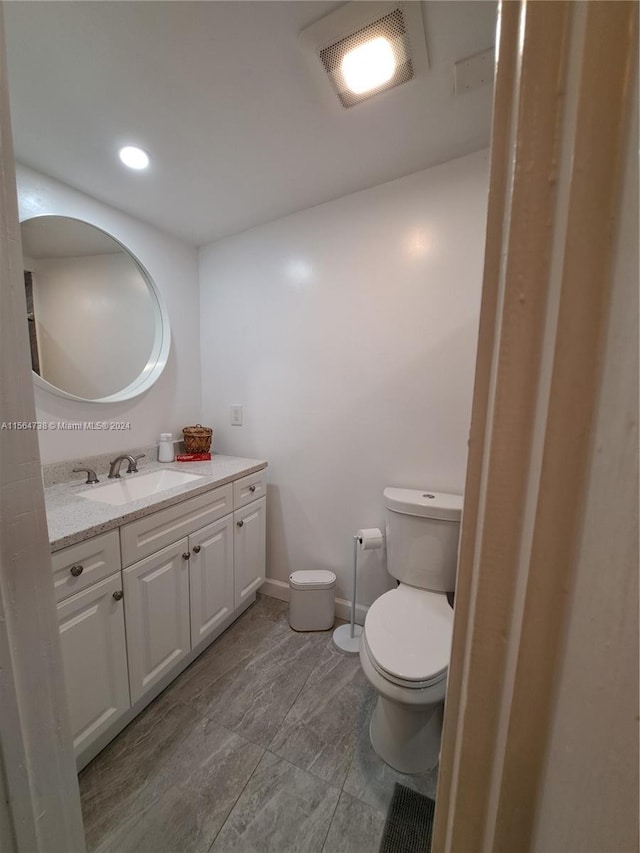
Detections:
237,519,244,528
192,545,201,554
70,564,84,577
249,485,256,493
182,552,191,560
113,590,123,601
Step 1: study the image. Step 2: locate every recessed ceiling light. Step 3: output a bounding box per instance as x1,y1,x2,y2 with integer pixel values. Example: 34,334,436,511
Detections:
118,146,150,170
341,36,396,94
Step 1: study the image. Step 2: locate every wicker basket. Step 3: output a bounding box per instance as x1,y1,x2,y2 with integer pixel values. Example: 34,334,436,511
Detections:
182,424,213,454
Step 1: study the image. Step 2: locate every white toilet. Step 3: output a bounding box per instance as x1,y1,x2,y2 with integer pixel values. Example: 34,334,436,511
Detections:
359,487,462,774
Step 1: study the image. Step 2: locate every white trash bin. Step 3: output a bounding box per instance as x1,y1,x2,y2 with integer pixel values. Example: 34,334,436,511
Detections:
288,570,336,631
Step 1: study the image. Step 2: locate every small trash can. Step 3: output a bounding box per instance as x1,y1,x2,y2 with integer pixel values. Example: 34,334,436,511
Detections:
288,570,336,631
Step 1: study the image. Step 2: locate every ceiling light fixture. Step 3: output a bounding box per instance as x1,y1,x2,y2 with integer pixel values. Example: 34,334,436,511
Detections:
300,3,428,110
341,36,396,95
118,146,150,170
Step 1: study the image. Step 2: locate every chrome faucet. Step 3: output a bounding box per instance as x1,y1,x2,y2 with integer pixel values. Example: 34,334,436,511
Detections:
73,467,99,484
108,454,145,478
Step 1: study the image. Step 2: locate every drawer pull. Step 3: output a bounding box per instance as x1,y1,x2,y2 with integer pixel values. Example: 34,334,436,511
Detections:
192,545,201,554
182,552,191,560
249,485,256,493
70,564,84,577
113,590,124,601
237,520,244,528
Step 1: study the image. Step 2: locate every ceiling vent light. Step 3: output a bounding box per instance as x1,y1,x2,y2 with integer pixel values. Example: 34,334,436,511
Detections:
300,2,428,109
341,36,397,95
118,146,150,170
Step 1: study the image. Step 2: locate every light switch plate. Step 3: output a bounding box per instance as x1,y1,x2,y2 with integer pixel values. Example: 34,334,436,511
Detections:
231,405,243,426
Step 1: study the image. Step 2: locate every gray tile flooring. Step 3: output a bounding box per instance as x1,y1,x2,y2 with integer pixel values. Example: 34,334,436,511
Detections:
80,594,439,853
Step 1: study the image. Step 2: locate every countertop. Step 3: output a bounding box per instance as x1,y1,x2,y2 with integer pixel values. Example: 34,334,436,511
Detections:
45,454,268,552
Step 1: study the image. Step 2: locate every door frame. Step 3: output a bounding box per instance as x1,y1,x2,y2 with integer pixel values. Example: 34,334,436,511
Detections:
433,2,638,850
0,5,86,850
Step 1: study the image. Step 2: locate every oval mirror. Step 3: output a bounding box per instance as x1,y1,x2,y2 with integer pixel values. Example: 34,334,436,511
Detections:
20,215,170,402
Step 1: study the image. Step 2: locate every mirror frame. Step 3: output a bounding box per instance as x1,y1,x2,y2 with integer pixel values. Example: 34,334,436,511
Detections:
21,215,171,403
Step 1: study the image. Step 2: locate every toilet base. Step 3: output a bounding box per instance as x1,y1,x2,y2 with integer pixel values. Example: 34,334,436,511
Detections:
369,693,443,774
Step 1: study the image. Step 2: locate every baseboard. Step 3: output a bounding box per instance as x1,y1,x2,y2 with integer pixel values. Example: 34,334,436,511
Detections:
334,596,368,626
260,577,369,626
260,577,290,601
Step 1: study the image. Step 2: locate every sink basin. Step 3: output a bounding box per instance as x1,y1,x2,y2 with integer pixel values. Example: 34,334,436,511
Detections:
78,470,203,506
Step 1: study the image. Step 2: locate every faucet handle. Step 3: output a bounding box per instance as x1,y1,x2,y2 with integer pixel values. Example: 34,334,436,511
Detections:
127,454,145,474
73,467,99,485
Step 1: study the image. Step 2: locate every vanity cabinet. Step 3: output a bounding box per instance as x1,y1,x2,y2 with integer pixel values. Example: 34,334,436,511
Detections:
56,571,129,755
52,465,267,768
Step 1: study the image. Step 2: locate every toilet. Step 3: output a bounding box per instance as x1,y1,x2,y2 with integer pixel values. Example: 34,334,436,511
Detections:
359,487,462,774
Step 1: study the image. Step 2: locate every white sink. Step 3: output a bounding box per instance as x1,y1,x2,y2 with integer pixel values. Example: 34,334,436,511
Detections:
78,470,203,506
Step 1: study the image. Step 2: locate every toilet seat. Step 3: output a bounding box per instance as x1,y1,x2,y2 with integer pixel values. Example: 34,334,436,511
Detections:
364,585,453,687
363,633,448,691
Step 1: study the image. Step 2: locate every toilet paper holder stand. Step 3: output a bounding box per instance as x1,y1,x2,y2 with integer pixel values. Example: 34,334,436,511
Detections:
332,528,383,656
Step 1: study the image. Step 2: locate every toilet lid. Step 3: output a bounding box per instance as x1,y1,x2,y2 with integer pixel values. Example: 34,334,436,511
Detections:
365,586,454,683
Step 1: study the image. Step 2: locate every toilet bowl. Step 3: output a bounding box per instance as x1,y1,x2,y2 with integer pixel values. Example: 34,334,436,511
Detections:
360,488,462,774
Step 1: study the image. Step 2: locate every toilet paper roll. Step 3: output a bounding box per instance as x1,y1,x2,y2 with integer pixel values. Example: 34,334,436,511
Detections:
357,528,384,550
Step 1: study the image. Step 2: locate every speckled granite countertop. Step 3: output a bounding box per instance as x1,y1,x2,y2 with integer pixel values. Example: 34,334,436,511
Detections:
45,454,267,552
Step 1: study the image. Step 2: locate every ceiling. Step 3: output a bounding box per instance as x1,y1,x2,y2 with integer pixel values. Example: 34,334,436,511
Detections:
4,1,497,247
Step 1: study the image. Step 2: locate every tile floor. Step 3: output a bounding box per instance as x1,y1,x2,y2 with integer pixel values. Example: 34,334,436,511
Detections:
80,594,439,853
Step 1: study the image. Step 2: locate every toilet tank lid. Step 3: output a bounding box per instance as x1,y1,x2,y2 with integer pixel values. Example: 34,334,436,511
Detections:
384,488,463,521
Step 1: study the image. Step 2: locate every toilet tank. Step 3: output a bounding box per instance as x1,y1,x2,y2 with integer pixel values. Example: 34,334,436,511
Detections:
384,488,463,591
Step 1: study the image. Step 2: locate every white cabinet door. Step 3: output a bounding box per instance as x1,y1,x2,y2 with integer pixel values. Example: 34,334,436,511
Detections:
190,514,234,648
57,573,130,755
234,497,266,609
123,539,191,704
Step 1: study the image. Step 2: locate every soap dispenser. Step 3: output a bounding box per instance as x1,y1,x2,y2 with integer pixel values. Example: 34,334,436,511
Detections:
158,433,175,463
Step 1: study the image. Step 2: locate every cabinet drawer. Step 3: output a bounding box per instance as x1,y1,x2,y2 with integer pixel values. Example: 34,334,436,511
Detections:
233,470,267,510
52,530,121,603
120,484,233,567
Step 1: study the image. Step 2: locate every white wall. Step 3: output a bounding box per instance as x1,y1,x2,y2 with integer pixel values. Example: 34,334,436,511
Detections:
17,165,202,463
200,150,489,607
